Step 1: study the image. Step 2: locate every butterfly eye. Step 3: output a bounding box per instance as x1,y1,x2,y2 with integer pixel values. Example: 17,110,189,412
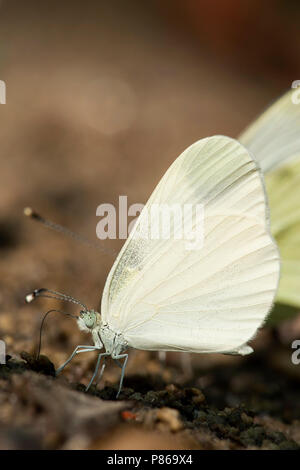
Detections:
81,310,96,329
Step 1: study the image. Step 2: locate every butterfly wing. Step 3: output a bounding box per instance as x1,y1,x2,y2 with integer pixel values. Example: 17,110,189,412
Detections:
265,156,300,308
239,89,300,173
101,136,279,353
239,89,300,313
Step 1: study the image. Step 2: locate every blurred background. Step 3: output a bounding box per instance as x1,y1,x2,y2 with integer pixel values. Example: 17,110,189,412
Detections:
0,0,300,450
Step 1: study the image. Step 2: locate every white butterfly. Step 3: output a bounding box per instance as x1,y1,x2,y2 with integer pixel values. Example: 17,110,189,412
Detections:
239,89,300,313
26,135,280,397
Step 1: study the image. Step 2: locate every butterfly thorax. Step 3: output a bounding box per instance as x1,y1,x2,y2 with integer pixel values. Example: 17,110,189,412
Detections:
99,322,128,356
78,309,128,356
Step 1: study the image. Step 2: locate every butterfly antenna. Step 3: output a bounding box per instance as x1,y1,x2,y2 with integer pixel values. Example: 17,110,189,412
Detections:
37,309,78,359
25,288,88,310
23,207,117,257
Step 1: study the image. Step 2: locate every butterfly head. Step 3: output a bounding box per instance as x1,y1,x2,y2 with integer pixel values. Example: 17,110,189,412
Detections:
77,309,100,332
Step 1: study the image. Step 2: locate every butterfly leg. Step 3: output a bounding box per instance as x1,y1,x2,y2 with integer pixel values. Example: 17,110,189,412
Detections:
158,351,167,363
181,353,193,378
56,345,99,376
112,353,128,399
85,352,109,391
157,351,193,378
114,359,122,369
95,357,107,386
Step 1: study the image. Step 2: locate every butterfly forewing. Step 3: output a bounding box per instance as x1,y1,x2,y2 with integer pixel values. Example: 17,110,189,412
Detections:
101,136,279,353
